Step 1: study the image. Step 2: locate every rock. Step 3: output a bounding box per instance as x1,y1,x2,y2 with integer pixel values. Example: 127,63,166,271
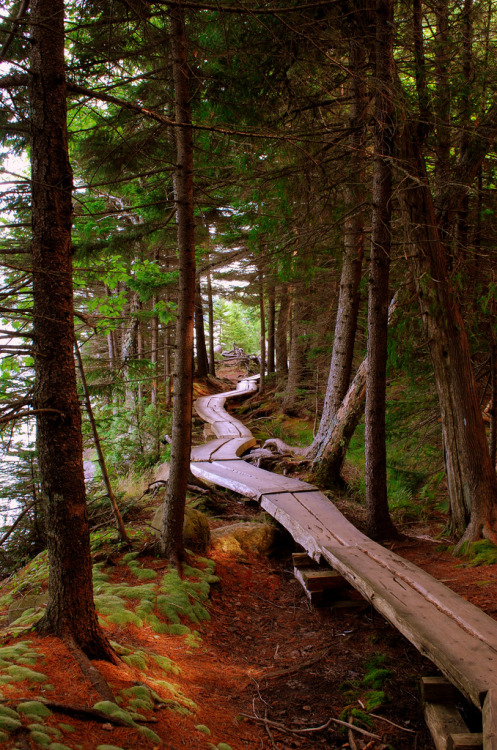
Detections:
210,522,281,557
151,505,211,553
8,593,48,624
154,462,170,483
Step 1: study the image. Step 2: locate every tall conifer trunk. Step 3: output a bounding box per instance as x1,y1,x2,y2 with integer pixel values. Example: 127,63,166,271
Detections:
160,1,195,563
30,0,114,658
308,40,366,481
365,0,398,540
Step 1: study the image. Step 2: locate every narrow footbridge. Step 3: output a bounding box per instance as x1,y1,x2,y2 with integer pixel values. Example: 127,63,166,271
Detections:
191,377,497,748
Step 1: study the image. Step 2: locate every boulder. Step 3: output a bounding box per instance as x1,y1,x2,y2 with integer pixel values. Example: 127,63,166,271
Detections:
210,522,281,557
151,504,211,553
8,593,48,624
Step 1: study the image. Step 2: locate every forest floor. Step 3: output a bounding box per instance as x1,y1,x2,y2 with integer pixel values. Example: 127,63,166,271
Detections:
0,374,495,749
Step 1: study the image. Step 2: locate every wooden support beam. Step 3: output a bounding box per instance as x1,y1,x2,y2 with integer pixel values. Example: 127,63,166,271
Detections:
425,702,471,750
422,677,463,704
483,690,497,750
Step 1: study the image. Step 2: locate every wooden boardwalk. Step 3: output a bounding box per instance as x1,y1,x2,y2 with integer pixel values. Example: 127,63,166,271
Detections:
191,377,497,748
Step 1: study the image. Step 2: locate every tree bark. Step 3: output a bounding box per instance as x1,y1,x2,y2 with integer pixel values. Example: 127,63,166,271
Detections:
160,1,196,563
30,0,114,659
267,278,275,374
207,266,216,376
308,39,366,473
275,285,290,377
194,276,209,378
282,292,308,412
259,272,266,393
365,0,398,540
401,133,497,542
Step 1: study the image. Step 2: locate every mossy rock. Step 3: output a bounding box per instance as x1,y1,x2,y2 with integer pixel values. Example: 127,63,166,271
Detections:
8,594,48,624
210,522,281,556
152,505,211,553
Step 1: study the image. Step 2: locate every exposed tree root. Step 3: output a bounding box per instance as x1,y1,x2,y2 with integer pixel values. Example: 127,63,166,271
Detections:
65,637,116,702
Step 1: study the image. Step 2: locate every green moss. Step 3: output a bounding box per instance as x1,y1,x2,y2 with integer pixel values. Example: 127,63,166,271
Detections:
57,724,75,733
0,705,19,720
362,668,392,689
47,744,72,750
455,539,497,566
128,698,152,711
0,715,22,732
137,726,161,743
151,654,180,675
339,707,374,728
364,690,387,711
121,685,153,706
7,666,47,683
122,651,148,670
132,568,157,581
185,631,202,649
93,701,135,726
121,551,140,564
30,730,52,747
96,746,126,750
195,724,211,735
0,731,9,743
217,744,233,750
106,611,143,627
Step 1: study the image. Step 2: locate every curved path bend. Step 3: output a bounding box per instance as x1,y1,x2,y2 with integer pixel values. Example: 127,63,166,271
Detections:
192,377,497,743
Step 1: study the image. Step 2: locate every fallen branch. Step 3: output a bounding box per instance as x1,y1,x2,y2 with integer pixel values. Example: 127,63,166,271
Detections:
259,648,330,679
368,713,416,733
240,712,381,740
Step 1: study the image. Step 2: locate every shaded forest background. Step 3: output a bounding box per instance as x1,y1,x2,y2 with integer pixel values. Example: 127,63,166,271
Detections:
0,0,497,589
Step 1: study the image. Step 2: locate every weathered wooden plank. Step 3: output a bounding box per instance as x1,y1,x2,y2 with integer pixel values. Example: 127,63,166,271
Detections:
291,491,366,547
294,567,347,592
209,437,256,460
322,545,497,705
483,690,497,750
210,421,245,438
190,438,232,462
212,461,316,494
357,542,497,655
425,703,470,750
261,492,342,560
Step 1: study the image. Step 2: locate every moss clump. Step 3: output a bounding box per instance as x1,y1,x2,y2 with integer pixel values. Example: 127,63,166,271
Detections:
364,690,387,711
93,701,135,726
106,611,143,628
0,705,20,720
455,539,497,566
138,726,161,743
47,744,72,750
195,724,211,735
17,701,52,718
57,724,75,733
121,685,154,708
96,746,126,750
0,731,9,743
217,744,233,750
121,651,148,670
7,666,47,683
151,653,180,675
29,730,52,747
0,715,22,732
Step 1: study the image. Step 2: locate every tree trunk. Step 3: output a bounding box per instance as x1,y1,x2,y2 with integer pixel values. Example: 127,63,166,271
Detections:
259,272,266,393
282,293,307,412
401,133,497,542
365,0,397,540
308,40,366,470
275,285,290,377
160,1,196,564
194,276,209,378
30,0,114,659
207,266,216,376
151,249,159,407
267,279,275,374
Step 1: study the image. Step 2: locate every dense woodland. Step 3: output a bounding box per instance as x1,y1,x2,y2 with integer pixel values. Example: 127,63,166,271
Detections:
0,0,497,661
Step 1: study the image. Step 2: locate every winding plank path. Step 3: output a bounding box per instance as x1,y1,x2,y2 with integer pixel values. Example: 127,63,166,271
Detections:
191,377,497,748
